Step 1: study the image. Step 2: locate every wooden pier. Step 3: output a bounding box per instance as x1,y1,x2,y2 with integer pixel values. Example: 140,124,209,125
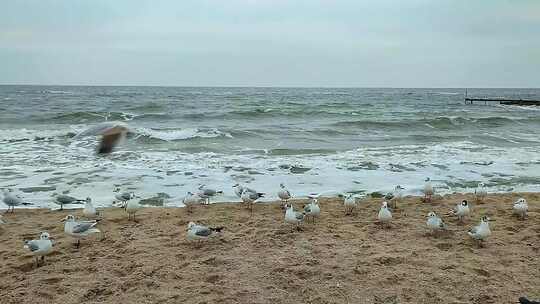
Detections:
464,90,540,105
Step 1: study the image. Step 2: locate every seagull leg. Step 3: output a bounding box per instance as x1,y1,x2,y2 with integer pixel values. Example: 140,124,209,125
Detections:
76,239,80,249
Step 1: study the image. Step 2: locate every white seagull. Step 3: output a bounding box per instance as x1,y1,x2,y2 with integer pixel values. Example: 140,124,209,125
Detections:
284,203,305,231
126,198,141,221
197,185,223,205
390,185,405,209
303,198,320,223
186,222,224,241
53,193,85,211
468,216,492,246
423,178,434,203
278,183,291,205
426,212,447,235
63,214,101,248
24,232,54,267
378,201,392,227
474,182,487,202
2,188,24,213
450,199,470,223
82,197,100,219
241,188,264,213
343,194,357,215
513,198,528,220
182,192,205,213
114,188,135,209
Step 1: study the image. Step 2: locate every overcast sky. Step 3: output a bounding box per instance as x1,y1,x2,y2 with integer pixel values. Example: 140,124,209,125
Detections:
1,0,539,87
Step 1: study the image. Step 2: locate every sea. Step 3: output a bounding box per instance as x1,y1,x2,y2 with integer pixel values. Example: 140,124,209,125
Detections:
1,86,540,208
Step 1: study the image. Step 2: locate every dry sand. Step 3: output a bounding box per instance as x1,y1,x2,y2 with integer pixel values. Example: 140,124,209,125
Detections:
1,193,539,304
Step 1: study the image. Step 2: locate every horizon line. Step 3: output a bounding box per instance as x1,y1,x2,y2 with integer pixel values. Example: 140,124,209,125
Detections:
1,83,539,89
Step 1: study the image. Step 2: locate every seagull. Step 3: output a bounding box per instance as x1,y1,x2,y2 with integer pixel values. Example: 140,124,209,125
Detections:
423,178,434,203
53,193,85,211
63,214,101,248
2,188,23,213
284,203,305,231
241,188,264,213
126,199,141,221
23,232,53,268
182,192,205,213
82,197,100,219
389,185,404,209
278,183,291,206
303,198,320,223
513,198,528,220
377,201,392,227
343,194,357,215
186,222,224,241
114,188,135,209
197,185,223,205
450,199,470,223
75,121,129,154
468,216,492,246
426,212,446,235
474,182,487,202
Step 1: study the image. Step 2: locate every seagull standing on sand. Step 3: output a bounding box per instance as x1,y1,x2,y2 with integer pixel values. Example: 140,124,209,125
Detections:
426,212,446,235
186,222,224,241
343,194,357,215
63,215,101,248
423,178,434,203
474,182,487,202
284,203,305,231
24,232,53,267
468,216,492,246
278,183,291,205
182,192,205,213
126,199,141,221
513,198,528,220
114,188,135,209
303,198,320,223
53,193,84,211
389,185,404,209
450,200,470,223
378,201,392,227
241,188,264,213
197,185,223,205
82,197,100,219
2,189,23,213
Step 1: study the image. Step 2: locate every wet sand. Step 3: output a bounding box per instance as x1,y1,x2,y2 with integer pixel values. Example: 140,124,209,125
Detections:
1,193,539,304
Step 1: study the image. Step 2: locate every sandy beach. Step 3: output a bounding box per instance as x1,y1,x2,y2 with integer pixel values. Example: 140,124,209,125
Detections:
1,193,539,304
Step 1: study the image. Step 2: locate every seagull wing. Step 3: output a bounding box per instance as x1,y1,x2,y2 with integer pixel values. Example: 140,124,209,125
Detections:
194,227,213,237
24,240,40,252
72,222,97,233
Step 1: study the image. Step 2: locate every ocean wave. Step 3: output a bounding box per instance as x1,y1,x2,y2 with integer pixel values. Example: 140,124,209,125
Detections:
42,111,137,123
135,128,233,142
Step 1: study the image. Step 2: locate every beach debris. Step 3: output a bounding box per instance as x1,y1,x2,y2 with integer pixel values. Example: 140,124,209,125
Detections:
24,232,53,268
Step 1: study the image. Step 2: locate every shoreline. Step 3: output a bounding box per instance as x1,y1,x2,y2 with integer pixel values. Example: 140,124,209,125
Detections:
1,192,539,303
